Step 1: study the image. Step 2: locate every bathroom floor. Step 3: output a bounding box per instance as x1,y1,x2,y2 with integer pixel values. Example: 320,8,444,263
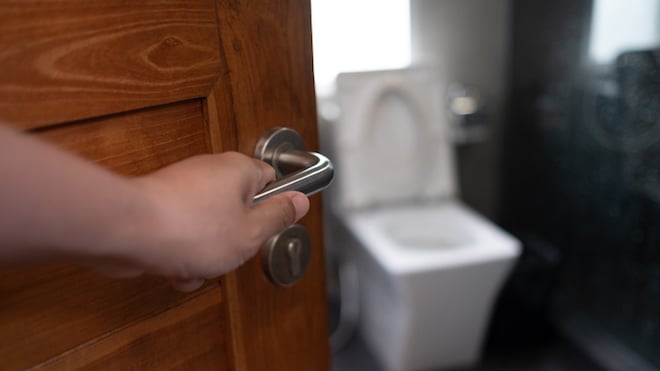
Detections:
331,333,607,371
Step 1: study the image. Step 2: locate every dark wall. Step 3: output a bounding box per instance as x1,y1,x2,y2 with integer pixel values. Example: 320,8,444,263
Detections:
500,0,660,366
411,0,510,220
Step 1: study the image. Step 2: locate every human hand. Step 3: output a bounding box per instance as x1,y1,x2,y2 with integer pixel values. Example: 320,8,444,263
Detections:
101,152,310,291
0,125,308,291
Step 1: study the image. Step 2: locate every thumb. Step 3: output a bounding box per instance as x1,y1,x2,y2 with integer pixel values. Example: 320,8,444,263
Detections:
248,191,310,242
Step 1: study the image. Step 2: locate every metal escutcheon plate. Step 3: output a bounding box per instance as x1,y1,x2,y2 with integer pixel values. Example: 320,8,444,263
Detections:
261,224,312,287
253,127,307,178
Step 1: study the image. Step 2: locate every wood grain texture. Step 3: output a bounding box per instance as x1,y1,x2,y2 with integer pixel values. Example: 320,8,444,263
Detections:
32,288,228,371
0,101,214,370
0,0,220,129
0,266,220,370
209,1,331,370
0,0,328,369
39,101,209,176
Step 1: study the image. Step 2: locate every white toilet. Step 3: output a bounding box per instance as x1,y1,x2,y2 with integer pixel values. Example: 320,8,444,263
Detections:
324,68,521,371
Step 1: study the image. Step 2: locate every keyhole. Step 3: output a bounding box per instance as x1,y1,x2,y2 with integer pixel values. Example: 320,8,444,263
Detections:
286,239,302,276
261,224,311,287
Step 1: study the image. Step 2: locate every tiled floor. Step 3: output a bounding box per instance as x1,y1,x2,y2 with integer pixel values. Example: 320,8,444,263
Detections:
332,333,606,371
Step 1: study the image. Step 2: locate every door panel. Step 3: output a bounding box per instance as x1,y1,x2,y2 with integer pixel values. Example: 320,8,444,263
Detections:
0,0,220,129
0,0,329,369
0,267,220,370
0,101,217,369
38,101,209,176
34,289,228,371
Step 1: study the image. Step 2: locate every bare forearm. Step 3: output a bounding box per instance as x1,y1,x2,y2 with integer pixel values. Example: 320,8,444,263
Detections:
0,125,152,266
0,123,309,288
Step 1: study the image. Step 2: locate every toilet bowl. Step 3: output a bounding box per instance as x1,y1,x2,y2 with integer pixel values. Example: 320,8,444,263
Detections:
326,68,520,371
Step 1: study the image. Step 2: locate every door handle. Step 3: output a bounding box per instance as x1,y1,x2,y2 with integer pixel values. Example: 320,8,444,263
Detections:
253,127,334,203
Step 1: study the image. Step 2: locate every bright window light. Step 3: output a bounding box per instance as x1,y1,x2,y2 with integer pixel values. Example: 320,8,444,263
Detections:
589,0,660,64
311,0,411,96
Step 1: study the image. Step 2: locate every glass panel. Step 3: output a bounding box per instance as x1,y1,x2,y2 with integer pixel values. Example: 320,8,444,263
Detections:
504,0,660,367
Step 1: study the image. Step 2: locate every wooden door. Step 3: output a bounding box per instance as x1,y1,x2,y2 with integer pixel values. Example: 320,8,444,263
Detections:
0,1,330,370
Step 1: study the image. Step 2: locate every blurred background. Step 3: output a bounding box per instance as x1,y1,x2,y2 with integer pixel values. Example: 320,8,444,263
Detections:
312,0,660,370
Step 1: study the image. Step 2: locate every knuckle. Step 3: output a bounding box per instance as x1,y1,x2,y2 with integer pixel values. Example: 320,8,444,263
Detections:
261,163,276,181
274,196,297,228
285,197,297,223
223,151,252,168
223,151,243,159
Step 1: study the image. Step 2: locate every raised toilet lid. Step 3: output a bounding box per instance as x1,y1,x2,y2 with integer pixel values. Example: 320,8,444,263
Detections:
333,68,457,211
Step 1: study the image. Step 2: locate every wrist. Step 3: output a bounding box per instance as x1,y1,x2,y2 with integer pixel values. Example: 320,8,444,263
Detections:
108,177,188,277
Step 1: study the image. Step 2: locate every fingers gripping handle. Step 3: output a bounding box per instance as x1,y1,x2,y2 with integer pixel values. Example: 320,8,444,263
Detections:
253,151,333,202
253,127,334,203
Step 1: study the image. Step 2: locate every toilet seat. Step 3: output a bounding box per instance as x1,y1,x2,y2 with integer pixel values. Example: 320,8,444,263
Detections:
333,69,456,211
342,200,519,274
328,68,521,371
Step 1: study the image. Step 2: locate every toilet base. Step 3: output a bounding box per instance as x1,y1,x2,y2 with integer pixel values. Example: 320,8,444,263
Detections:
347,230,516,371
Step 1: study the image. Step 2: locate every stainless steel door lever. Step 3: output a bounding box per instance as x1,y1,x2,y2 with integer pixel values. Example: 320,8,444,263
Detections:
253,127,334,203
